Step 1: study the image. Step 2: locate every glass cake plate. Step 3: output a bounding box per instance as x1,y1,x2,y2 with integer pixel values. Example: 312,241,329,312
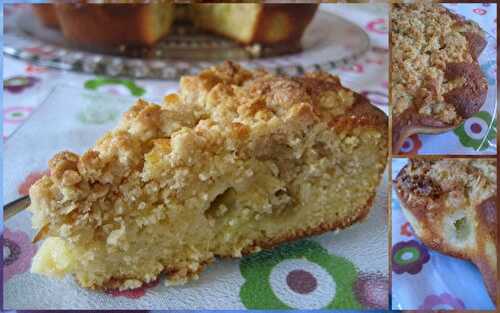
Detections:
3,6,370,79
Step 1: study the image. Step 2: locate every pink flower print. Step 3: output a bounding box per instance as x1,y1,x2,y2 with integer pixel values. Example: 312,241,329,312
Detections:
354,272,388,309
473,8,487,15
106,279,160,299
400,222,414,237
3,228,37,282
366,18,387,34
25,64,49,74
18,170,50,196
419,292,465,310
4,107,33,124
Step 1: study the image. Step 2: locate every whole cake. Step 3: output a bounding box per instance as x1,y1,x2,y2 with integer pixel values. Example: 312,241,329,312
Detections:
391,4,488,153
395,159,497,303
34,3,318,47
29,61,388,290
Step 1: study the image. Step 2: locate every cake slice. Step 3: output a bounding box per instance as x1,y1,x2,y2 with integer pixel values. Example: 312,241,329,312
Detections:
29,61,387,290
190,4,318,44
395,159,497,303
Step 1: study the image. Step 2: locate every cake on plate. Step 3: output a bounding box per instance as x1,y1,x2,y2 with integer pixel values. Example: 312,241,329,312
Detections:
33,3,318,47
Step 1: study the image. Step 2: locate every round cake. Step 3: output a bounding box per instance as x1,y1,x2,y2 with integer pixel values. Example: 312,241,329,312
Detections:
32,3,318,47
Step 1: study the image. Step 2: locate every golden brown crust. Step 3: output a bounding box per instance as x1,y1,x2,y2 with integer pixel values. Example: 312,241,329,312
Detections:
54,3,174,47
391,4,488,153
463,31,487,60
31,4,60,28
251,4,318,45
330,93,388,133
395,159,497,303
476,196,497,239
443,62,488,118
95,259,212,291
474,196,497,301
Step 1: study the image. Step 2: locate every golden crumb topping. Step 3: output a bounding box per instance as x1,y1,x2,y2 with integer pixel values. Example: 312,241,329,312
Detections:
400,159,496,207
391,4,485,123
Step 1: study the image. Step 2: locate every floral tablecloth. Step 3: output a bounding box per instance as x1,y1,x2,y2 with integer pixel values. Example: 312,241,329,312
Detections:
3,4,390,310
391,158,495,310
396,3,497,156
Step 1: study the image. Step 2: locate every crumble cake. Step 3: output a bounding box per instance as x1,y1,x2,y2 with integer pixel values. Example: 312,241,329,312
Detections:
35,3,318,47
29,61,388,290
395,159,497,303
391,4,488,153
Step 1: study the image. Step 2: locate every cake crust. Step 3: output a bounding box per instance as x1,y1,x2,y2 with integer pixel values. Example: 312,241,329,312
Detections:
31,4,59,28
251,4,318,44
395,159,497,303
391,4,488,153
54,3,174,47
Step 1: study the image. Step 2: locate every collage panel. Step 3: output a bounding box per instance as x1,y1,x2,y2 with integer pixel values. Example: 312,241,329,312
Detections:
2,3,390,310
391,157,497,310
391,3,497,156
